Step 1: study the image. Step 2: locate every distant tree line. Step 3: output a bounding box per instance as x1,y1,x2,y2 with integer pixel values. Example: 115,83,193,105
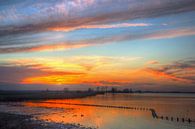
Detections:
58,86,195,94
86,87,140,93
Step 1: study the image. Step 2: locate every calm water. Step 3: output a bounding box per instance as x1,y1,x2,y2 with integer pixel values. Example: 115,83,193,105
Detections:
1,93,195,129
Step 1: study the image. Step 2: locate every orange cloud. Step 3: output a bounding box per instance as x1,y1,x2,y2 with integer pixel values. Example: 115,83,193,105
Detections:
15,56,142,85
144,68,192,83
146,60,159,65
3,56,194,86
0,43,91,53
21,75,84,85
49,23,150,32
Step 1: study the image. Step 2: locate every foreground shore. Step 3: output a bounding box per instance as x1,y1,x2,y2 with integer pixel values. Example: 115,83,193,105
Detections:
0,91,99,129
0,112,94,129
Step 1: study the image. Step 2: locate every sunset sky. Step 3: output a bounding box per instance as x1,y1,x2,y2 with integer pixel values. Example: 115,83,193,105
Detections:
0,0,195,91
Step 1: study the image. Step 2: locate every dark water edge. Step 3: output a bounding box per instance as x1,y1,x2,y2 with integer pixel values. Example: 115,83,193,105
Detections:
0,91,99,102
0,112,95,129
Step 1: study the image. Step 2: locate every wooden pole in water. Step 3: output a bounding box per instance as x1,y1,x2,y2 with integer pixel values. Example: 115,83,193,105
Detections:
188,118,191,123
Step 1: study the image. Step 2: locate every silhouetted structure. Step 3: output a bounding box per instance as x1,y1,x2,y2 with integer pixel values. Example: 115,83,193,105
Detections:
88,88,94,92
96,87,100,92
63,88,69,92
111,87,117,93
123,88,130,93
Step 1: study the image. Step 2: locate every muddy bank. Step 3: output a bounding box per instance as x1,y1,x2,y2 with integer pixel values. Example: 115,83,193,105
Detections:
0,112,94,129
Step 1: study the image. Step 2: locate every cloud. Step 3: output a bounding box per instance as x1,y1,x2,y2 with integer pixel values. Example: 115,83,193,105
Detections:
145,59,195,83
48,23,151,32
1,57,195,90
0,0,195,36
0,63,85,84
144,28,195,39
147,60,159,65
0,0,195,54
7,56,142,72
0,27,195,54
0,56,142,85
144,68,191,83
0,42,91,53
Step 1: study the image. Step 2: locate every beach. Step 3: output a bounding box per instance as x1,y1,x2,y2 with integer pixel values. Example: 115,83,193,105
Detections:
0,91,98,129
0,112,94,129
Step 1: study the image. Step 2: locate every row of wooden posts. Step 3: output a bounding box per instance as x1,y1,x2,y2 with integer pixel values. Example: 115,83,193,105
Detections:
36,101,194,124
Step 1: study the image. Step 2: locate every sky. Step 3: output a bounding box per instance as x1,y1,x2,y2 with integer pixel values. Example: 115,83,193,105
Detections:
0,0,195,91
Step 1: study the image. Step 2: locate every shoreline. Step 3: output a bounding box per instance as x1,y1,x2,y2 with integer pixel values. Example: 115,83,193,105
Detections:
0,91,99,128
0,112,94,129
0,91,99,102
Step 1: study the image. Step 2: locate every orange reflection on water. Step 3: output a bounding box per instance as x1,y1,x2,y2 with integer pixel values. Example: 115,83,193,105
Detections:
23,93,195,129
24,99,152,128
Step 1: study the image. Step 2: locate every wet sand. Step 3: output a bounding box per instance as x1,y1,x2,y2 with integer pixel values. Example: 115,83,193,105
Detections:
0,91,98,129
0,112,95,129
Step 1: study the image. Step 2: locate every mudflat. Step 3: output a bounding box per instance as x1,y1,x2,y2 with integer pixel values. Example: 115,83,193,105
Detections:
0,112,94,129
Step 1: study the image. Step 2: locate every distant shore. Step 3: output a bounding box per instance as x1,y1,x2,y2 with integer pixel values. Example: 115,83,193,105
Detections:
0,112,94,129
1,90,194,102
0,91,99,102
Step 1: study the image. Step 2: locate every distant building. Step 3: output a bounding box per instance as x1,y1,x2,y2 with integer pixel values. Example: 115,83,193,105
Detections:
88,88,94,92
111,87,117,93
123,88,130,93
63,88,69,92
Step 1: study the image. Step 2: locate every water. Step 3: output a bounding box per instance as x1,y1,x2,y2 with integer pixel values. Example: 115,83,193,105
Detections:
1,93,195,129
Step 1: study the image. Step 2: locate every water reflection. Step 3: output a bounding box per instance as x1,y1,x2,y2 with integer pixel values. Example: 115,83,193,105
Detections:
23,93,195,129
25,102,152,129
